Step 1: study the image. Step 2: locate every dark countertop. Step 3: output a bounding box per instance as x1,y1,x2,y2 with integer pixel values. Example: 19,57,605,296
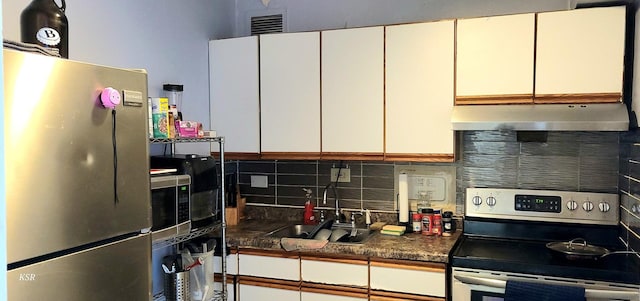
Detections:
223,219,461,263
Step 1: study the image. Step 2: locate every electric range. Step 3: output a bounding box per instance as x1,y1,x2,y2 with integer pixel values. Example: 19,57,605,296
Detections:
450,188,640,301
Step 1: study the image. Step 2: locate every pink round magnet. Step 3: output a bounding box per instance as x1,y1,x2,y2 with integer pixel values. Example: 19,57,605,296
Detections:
100,87,121,108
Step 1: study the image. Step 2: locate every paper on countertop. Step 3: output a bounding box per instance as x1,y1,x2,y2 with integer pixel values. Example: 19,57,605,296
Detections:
398,173,409,223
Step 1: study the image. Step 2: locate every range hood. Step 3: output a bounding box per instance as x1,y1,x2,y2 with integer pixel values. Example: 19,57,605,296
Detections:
451,103,630,131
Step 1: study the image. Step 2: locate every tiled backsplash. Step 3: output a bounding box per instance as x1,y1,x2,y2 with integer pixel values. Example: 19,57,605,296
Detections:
619,130,640,252
228,131,620,217
227,160,398,212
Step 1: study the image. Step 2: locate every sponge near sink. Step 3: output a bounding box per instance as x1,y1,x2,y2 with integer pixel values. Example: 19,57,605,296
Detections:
369,222,387,231
380,225,405,236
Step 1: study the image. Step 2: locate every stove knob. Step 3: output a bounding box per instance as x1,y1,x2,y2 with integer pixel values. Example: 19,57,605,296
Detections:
486,196,497,207
582,201,594,212
567,200,578,211
471,196,483,206
598,202,611,213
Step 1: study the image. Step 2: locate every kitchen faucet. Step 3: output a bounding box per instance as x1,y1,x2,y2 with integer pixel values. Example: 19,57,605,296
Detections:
322,182,341,224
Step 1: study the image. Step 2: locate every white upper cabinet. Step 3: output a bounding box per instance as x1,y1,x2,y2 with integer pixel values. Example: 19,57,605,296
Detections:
535,6,625,102
456,13,535,104
209,37,260,155
260,32,321,157
321,26,384,157
385,20,455,161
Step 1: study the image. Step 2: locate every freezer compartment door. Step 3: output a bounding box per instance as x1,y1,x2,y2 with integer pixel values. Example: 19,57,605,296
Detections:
4,49,151,263
8,234,151,301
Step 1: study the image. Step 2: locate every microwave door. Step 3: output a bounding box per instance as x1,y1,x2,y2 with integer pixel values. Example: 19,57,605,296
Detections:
151,188,177,231
150,175,191,242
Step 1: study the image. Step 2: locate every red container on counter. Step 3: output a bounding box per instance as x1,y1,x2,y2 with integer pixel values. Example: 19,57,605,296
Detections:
412,212,422,232
421,208,434,235
432,213,443,236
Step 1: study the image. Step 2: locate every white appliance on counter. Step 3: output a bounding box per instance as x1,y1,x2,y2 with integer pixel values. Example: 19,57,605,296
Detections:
4,49,152,300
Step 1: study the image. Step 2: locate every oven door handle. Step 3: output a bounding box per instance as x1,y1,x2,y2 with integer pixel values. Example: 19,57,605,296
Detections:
454,275,640,300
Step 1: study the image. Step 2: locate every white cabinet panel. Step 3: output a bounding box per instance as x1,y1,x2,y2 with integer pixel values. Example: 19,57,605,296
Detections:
214,253,238,275
301,258,367,287
536,6,625,99
385,20,455,157
456,13,535,102
370,263,446,297
238,253,300,281
238,283,299,301
209,37,260,153
321,26,384,154
260,32,321,154
301,291,367,301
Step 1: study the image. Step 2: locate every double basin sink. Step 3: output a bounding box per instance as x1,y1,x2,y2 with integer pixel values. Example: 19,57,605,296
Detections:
264,222,374,244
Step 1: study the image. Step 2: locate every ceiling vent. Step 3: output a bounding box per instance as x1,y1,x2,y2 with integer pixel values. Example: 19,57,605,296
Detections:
251,14,284,35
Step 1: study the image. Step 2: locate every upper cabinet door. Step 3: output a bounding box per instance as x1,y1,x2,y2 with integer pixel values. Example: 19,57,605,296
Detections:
385,21,455,161
321,26,384,159
456,13,535,104
535,6,625,103
260,32,321,159
209,37,260,157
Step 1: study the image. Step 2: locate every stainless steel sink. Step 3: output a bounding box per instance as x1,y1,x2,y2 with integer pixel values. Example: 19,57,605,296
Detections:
331,224,373,244
264,224,316,239
264,223,374,244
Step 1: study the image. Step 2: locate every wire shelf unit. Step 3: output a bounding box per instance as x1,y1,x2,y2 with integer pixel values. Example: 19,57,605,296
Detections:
150,136,227,301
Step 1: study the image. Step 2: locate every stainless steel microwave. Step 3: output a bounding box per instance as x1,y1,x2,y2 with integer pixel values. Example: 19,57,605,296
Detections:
150,175,191,242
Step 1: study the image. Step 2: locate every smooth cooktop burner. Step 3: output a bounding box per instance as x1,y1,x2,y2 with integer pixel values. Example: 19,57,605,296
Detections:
451,235,640,285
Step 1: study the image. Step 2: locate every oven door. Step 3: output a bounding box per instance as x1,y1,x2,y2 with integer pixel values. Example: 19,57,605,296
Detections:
452,268,640,301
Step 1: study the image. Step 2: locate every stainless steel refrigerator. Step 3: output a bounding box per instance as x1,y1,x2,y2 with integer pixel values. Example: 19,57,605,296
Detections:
4,49,152,300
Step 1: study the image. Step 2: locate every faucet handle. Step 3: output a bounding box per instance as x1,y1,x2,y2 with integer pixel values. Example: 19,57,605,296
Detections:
350,211,364,226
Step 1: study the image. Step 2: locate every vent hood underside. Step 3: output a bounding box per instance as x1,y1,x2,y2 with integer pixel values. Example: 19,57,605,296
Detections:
451,103,629,131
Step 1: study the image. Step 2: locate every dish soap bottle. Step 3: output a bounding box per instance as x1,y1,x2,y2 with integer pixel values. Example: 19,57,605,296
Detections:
303,188,316,225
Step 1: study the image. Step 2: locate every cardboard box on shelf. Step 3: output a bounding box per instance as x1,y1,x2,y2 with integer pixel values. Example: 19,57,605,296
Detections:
151,97,170,138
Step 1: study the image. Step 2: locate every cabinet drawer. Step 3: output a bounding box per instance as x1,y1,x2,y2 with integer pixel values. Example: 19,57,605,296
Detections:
370,292,444,301
238,276,300,301
370,260,446,297
301,282,368,301
301,291,368,301
301,256,368,287
238,250,300,281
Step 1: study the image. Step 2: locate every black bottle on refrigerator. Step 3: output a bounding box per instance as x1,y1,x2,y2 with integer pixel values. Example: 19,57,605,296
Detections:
151,154,219,228
20,0,69,58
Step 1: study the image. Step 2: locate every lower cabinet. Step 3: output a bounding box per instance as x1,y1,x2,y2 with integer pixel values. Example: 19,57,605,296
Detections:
369,259,446,300
238,276,300,301
238,249,300,281
235,249,448,301
369,292,444,301
300,255,368,288
301,284,368,301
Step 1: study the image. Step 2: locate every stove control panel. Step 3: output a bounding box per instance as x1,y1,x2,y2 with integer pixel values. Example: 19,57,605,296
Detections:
515,194,561,212
465,188,619,225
